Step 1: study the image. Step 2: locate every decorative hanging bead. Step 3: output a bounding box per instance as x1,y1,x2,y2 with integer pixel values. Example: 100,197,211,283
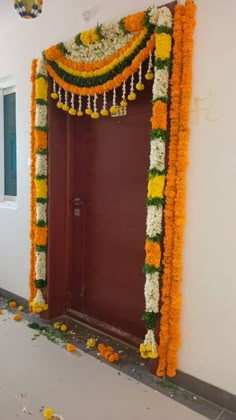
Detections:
69,93,76,116
51,79,58,100
145,51,154,80
62,90,69,112
91,94,100,119
56,87,63,109
120,81,128,107
100,92,109,116
128,74,136,101
77,95,83,117
110,88,118,114
136,62,145,91
85,94,93,115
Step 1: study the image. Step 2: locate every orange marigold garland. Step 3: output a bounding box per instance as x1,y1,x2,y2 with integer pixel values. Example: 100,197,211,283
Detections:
157,4,184,377
166,0,196,377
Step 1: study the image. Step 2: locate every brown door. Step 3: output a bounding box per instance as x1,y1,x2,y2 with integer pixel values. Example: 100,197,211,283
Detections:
47,83,152,342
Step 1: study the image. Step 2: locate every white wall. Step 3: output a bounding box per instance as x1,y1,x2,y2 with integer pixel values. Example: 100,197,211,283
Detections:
0,0,235,395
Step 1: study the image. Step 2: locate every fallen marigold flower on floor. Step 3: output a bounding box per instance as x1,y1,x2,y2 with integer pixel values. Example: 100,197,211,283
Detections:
53,322,61,330
0,309,3,314
43,407,54,420
8,301,17,308
13,314,21,321
18,306,24,311
66,343,75,352
60,324,67,332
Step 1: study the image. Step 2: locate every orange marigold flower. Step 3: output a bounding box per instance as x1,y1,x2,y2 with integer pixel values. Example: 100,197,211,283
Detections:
9,301,17,308
66,344,75,352
151,101,167,130
13,314,21,321
145,240,161,268
123,12,145,32
35,226,48,246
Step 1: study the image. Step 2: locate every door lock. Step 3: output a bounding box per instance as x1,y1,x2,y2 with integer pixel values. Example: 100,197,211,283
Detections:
73,197,83,206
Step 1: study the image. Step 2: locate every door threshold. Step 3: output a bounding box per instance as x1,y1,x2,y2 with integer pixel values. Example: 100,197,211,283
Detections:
66,308,141,348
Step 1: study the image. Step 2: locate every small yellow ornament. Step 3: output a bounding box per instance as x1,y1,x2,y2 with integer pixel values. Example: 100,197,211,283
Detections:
69,108,76,116
149,352,158,359
145,72,154,81
120,100,127,107
91,111,100,119
53,322,61,330
43,408,54,420
128,92,136,101
51,92,58,100
85,108,93,115
57,101,63,109
77,110,84,117
18,306,24,311
136,82,145,91
86,338,96,349
60,324,68,332
100,109,109,116
62,104,69,112
110,105,118,114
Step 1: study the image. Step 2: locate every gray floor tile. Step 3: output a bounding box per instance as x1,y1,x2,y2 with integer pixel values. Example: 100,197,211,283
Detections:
218,410,236,420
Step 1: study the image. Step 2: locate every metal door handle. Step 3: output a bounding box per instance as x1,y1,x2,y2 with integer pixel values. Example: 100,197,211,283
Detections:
73,197,83,206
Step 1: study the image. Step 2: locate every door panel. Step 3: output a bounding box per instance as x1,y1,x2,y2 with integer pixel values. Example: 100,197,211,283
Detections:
69,87,152,339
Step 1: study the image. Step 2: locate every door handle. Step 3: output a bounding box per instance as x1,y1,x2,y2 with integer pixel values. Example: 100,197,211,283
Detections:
73,197,83,206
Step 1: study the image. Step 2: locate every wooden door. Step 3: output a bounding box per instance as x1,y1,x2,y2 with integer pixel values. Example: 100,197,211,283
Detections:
47,84,152,343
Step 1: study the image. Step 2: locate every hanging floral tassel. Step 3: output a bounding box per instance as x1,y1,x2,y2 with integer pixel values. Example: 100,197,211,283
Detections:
56,87,63,109
51,79,58,100
136,62,145,91
62,90,69,111
77,95,83,116
145,51,154,80
69,93,76,115
120,81,127,107
85,94,93,115
128,74,136,101
91,94,100,119
101,92,109,116
110,88,118,114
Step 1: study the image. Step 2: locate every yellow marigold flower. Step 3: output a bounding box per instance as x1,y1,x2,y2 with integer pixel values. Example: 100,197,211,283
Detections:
18,306,24,311
85,108,93,115
80,29,99,46
110,105,118,114
155,33,172,60
149,352,158,359
128,92,136,101
145,72,154,80
36,77,47,102
53,322,61,330
69,108,76,116
43,408,54,420
35,179,48,199
91,111,100,119
136,82,145,91
62,104,69,112
77,110,84,117
100,109,109,116
60,324,68,332
147,175,165,199
57,101,63,109
120,100,127,107
50,92,58,100
86,338,96,349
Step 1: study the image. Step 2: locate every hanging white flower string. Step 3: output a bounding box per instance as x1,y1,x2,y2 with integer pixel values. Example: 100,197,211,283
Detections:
145,51,154,80
110,87,118,114
51,79,58,100
69,93,76,115
57,86,63,109
101,92,108,116
85,94,92,115
136,62,145,91
77,95,83,117
91,94,99,119
128,73,136,101
120,81,127,107
62,90,69,111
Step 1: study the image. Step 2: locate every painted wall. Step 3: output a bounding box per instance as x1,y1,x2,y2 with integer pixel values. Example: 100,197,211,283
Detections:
0,0,235,395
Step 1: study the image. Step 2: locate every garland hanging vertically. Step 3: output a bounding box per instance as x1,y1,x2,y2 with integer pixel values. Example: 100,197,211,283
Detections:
157,3,184,377
166,0,196,378
140,7,173,359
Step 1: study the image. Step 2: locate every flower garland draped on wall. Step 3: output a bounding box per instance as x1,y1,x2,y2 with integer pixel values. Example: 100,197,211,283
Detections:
29,0,196,377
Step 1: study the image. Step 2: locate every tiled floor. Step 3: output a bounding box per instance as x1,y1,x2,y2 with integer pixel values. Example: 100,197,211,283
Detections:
0,310,209,420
